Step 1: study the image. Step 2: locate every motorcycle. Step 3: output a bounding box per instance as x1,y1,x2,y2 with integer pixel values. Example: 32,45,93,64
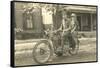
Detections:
32,28,79,64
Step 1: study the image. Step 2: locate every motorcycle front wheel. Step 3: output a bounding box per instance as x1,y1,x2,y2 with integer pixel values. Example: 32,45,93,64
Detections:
32,40,53,64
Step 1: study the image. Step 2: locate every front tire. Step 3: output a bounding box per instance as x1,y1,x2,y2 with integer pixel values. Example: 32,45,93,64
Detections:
32,40,53,64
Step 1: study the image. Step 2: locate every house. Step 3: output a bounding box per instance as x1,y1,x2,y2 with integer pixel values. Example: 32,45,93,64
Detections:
52,5,97,37
66,5,97,31
65,5,97,37
14,2,97,39
14,2,44,39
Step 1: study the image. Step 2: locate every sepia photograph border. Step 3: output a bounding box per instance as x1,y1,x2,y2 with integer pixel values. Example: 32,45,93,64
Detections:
10,1,98,67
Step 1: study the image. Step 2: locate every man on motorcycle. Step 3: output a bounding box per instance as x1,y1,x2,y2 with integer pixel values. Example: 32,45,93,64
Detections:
68,13,77,49
57,10,77,51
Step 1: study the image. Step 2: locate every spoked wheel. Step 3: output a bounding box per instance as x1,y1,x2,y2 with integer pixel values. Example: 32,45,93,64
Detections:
32,40,53,64
69,31,79,55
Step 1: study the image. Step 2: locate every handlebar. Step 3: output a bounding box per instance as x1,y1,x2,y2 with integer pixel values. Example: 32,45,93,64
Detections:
44,29,64,37
45,29,62,34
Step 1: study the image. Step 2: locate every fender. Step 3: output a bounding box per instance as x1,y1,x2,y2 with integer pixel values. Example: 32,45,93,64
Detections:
38,39,54,54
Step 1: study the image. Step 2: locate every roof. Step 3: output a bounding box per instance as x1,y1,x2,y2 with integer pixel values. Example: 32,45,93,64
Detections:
64,6,97,13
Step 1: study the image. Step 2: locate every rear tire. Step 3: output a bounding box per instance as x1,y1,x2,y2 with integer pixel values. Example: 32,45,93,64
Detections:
69,39,79,55
68,32,79,55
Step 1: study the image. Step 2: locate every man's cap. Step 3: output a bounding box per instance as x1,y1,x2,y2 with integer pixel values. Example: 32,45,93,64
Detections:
71,13,76,17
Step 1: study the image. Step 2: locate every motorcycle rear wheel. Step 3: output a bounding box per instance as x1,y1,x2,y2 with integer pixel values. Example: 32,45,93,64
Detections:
68,36,79,55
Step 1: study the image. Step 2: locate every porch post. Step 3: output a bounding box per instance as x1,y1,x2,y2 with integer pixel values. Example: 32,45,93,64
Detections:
80,15,82,31
91,13,93,31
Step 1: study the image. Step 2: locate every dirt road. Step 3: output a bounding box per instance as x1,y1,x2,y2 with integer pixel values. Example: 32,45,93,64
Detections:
15,38,97,66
